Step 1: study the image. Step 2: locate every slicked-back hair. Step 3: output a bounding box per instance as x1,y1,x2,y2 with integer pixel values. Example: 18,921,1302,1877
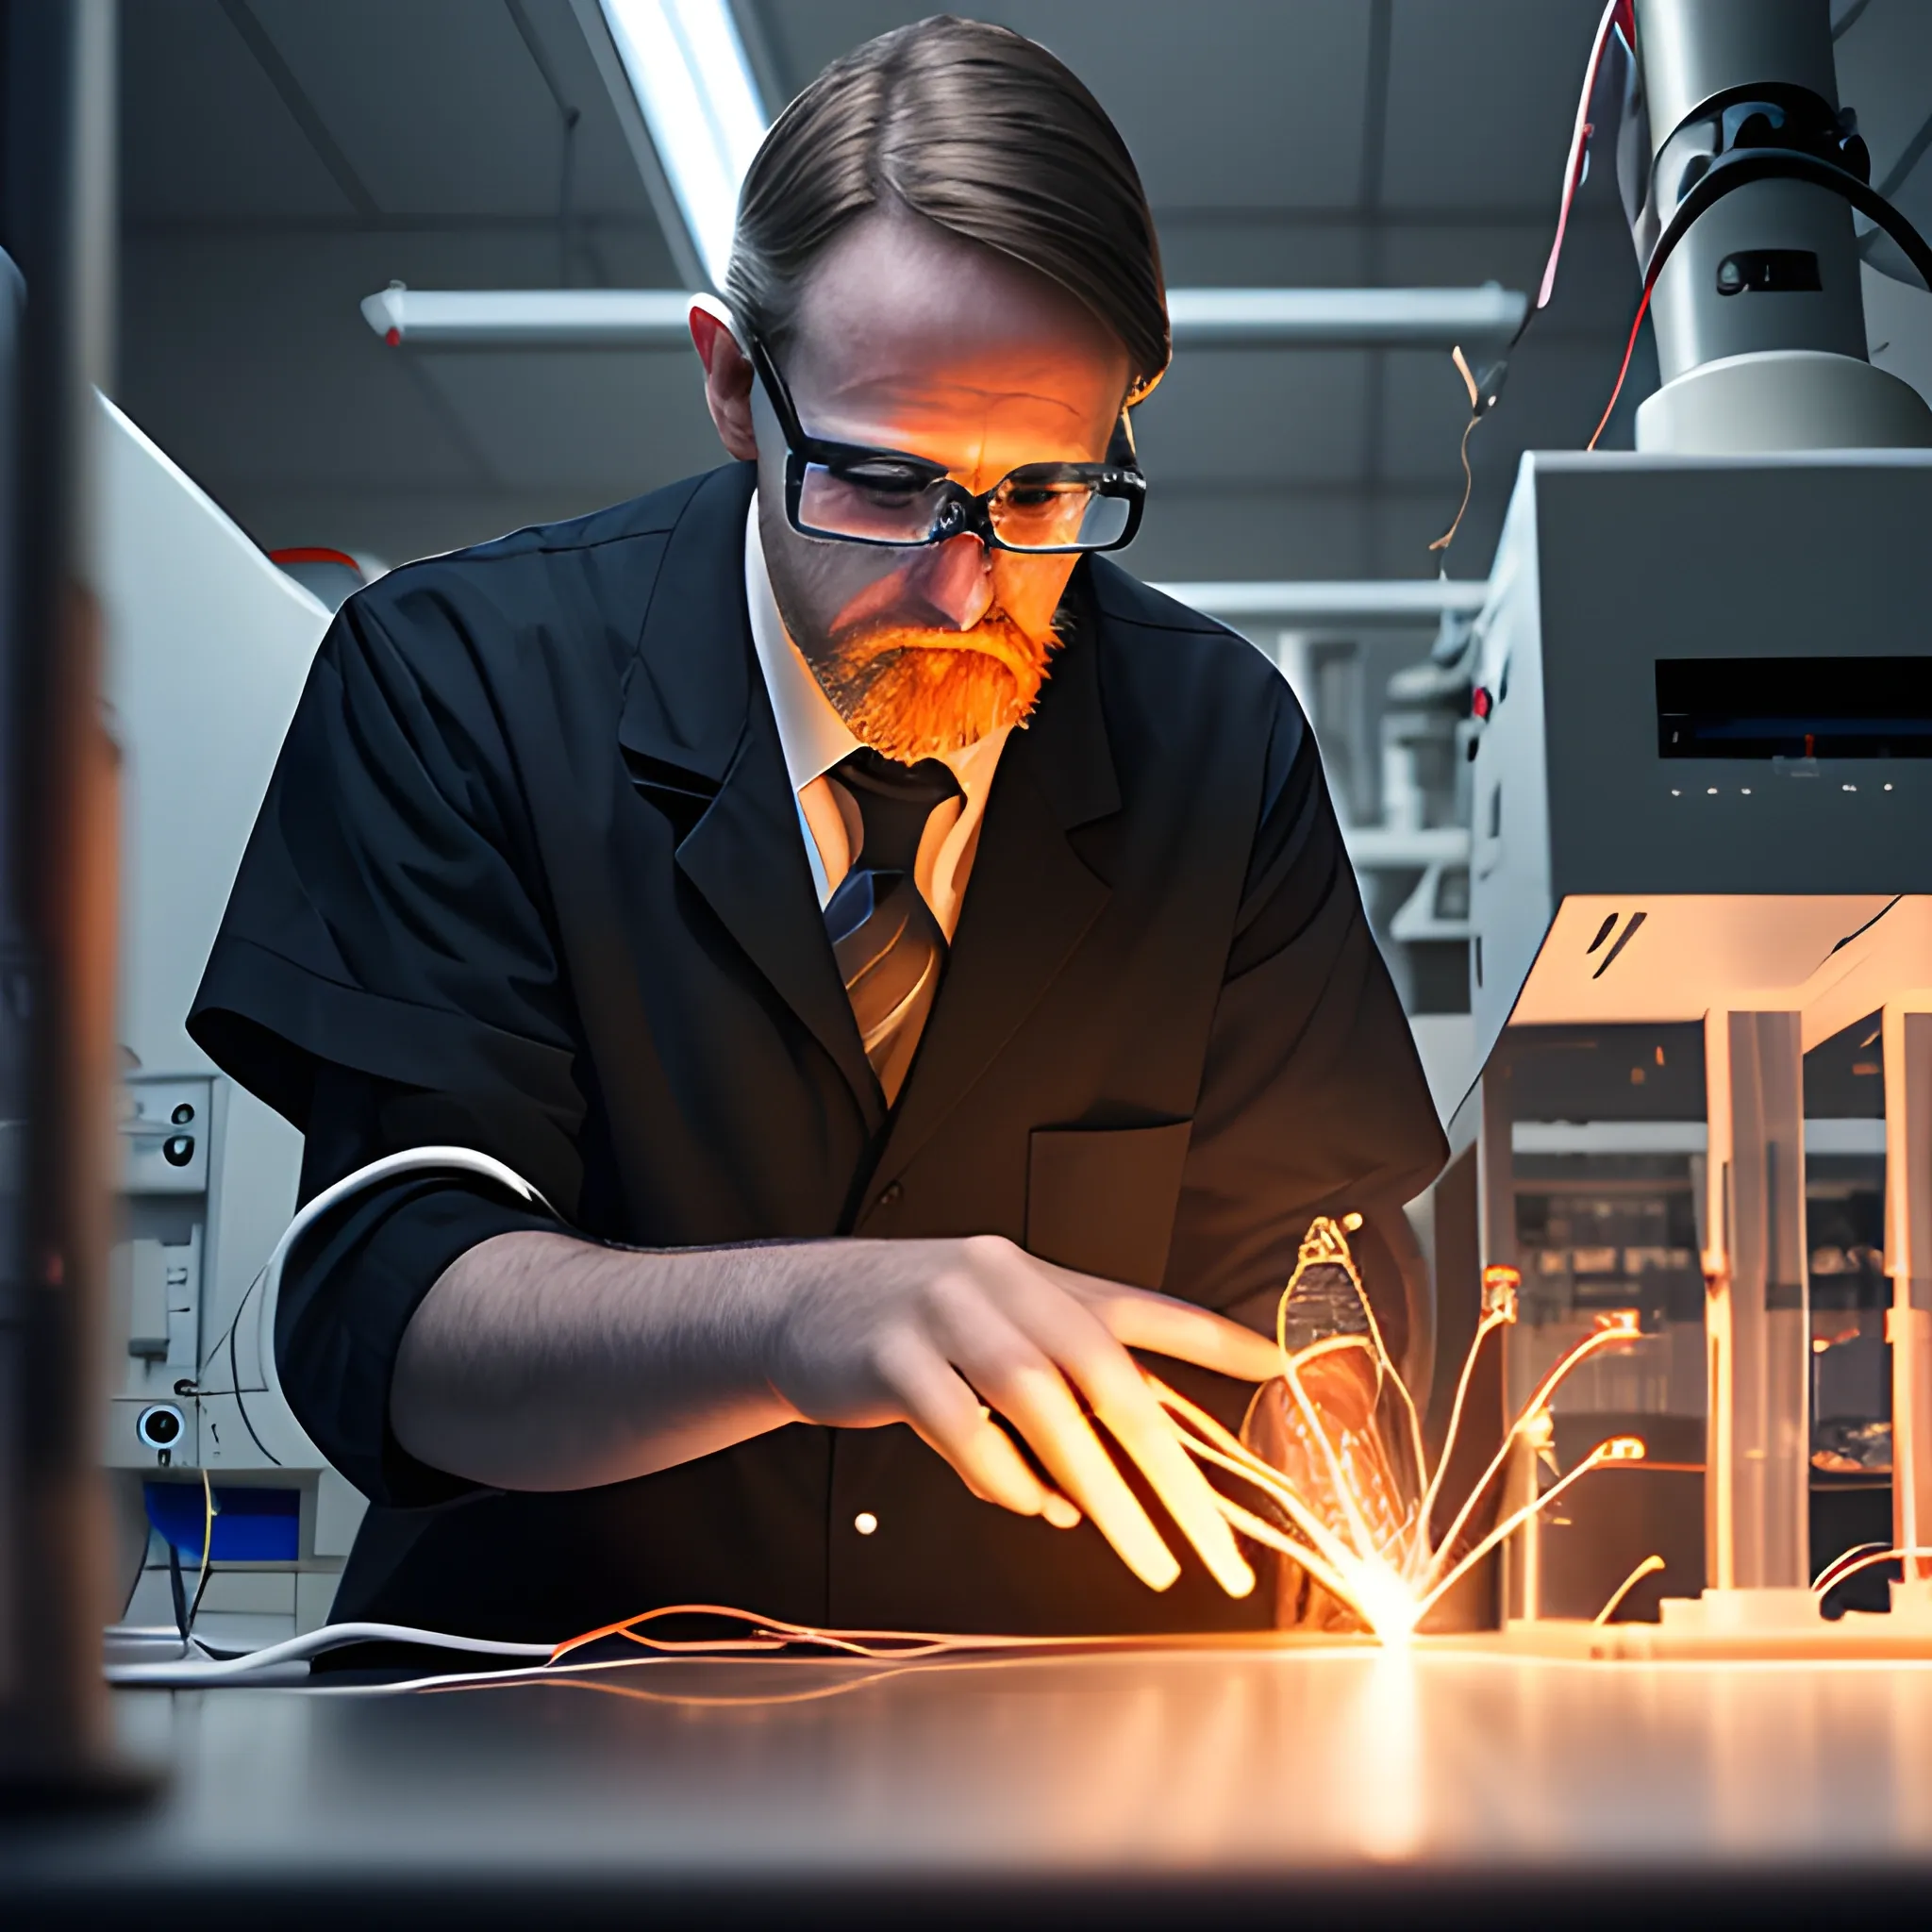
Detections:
725,15,1169,401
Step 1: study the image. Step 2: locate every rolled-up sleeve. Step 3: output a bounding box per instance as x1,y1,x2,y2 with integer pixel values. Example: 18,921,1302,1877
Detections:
275,1066,561,1507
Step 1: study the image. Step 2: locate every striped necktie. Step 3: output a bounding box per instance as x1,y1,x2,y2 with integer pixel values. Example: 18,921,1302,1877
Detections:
823,748,961,1106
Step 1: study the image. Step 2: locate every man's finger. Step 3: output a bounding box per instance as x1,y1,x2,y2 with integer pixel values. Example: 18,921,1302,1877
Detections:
1089,1286,1283,1382
875,1330,1079,1524
965,1349,1183,1593
1008,1290,1257,1598
1079,1365,1256,1598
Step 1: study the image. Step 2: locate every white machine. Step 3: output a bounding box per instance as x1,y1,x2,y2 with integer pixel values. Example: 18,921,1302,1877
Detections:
94,395,358,1644
1460,0,1932,1637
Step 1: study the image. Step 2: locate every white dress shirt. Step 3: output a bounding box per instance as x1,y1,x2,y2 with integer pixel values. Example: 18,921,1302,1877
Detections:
743,500,1008,942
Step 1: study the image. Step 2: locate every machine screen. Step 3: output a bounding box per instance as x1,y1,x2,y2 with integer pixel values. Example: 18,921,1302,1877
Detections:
1657,656,1932,758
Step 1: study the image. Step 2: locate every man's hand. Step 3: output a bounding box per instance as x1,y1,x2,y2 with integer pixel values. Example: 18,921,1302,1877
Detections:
765,1235,1281,1597
395,1230,1280,1598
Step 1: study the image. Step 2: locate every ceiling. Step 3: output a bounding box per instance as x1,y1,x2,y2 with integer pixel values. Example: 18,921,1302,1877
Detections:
118,0,1668,583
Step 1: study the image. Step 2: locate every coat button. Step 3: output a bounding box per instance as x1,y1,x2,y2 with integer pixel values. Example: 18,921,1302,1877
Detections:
875,1182,903,1210
854,1512,878,1536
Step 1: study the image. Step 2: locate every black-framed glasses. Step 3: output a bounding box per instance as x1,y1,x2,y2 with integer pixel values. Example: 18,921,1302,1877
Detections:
747,332,1146,554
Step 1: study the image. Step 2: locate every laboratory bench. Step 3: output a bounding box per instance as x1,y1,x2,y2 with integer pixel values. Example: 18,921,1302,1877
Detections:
6,1636,1932,1924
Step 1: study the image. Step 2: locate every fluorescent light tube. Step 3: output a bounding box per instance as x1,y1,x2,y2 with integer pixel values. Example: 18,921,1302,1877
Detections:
361,286,1528,351
598,0,767,289
1165,286,1527,343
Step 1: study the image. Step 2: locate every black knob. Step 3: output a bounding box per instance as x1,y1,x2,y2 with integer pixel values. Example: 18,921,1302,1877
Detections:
171,1102,194,1124
162,1134,194,1167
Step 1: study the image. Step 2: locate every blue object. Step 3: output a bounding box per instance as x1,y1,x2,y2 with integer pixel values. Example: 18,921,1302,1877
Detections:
144,1483,300,1562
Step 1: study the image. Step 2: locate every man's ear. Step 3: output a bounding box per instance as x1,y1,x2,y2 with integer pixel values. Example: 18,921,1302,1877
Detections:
690,298,758,462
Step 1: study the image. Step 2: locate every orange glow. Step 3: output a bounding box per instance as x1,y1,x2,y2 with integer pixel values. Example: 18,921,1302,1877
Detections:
1481,1264,1521,1324
1153,1216,1658,1643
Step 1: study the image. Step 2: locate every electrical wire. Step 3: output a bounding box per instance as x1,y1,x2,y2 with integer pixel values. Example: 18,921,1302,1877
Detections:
1585,142,1932,449
166,1539,190,1646
103,1605,1321,1693
118,1518,151,1625
191,1467,215,1634
1534,0,1634,316
1427,0,1632,557
107,1620,558,1687
103,1609,1082,1690
1593,1552,1665,1624
1428,347,1484,557
191,1145,562,1471
1586,282,1654,450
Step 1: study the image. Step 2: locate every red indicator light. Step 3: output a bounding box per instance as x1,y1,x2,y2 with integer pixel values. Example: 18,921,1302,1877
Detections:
1472,685,1492,720
385,326,401,346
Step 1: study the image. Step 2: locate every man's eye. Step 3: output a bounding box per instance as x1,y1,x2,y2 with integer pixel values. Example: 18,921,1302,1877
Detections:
838,464,929,499
1002,482,1090,518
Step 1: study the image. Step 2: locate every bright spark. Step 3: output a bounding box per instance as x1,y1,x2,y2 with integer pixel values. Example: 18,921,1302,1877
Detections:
1151,1218,1648,1643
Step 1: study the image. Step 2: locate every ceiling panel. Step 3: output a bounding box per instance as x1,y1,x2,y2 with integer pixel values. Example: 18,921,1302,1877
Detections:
1152,216,1369,290
1126,486,1375,583
1381,0,1606,210
120,0,358,221
747,0,1374,210
1133,347,1369,486
414,350,724,492
118,236,484,496
248,0,589,218
1378,210,1637,328
505,0,668,222
116,229,661,494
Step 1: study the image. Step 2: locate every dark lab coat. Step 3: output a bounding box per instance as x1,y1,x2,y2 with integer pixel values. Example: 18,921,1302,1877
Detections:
189,460,1445,1642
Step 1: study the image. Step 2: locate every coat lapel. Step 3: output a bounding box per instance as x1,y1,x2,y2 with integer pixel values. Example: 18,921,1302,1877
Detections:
869,578,1121,1185
616,465,884,1132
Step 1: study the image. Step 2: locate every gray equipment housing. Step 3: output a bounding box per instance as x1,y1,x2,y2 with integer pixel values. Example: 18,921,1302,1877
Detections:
1470,447,1932,1065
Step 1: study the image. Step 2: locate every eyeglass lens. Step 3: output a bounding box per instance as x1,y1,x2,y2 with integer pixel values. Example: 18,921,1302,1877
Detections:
797,463,1131,551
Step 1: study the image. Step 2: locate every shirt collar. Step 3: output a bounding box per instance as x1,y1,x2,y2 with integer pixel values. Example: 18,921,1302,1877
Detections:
743,497,1008,798
744,498,859,794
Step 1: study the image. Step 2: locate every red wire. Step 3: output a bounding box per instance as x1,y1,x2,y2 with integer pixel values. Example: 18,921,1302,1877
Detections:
1533,0,1632,314
1587,281,1653,450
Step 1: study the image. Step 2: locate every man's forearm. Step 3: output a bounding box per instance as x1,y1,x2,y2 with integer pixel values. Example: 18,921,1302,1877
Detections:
391,1230,806,1491
390,1223,1285,1599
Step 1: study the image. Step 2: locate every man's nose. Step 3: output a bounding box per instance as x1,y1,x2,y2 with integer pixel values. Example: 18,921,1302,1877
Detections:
908,532,993,632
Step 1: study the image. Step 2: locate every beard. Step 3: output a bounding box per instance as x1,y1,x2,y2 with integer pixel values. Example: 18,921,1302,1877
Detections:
808,608,1063,765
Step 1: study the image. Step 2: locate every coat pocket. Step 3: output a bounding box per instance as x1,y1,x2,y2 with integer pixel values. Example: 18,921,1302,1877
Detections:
1025,1120,1194,1290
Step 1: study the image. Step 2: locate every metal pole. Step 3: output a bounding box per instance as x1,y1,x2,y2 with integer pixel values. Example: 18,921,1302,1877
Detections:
1882,1006,1932,1597
0,0,137,1800
1702,1009,1810,1592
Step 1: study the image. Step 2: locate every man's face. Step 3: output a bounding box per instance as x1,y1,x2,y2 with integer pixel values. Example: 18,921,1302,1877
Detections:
715,207,1131,764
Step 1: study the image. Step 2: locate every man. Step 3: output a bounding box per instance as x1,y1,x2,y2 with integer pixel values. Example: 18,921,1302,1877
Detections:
191,17,1445,1643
